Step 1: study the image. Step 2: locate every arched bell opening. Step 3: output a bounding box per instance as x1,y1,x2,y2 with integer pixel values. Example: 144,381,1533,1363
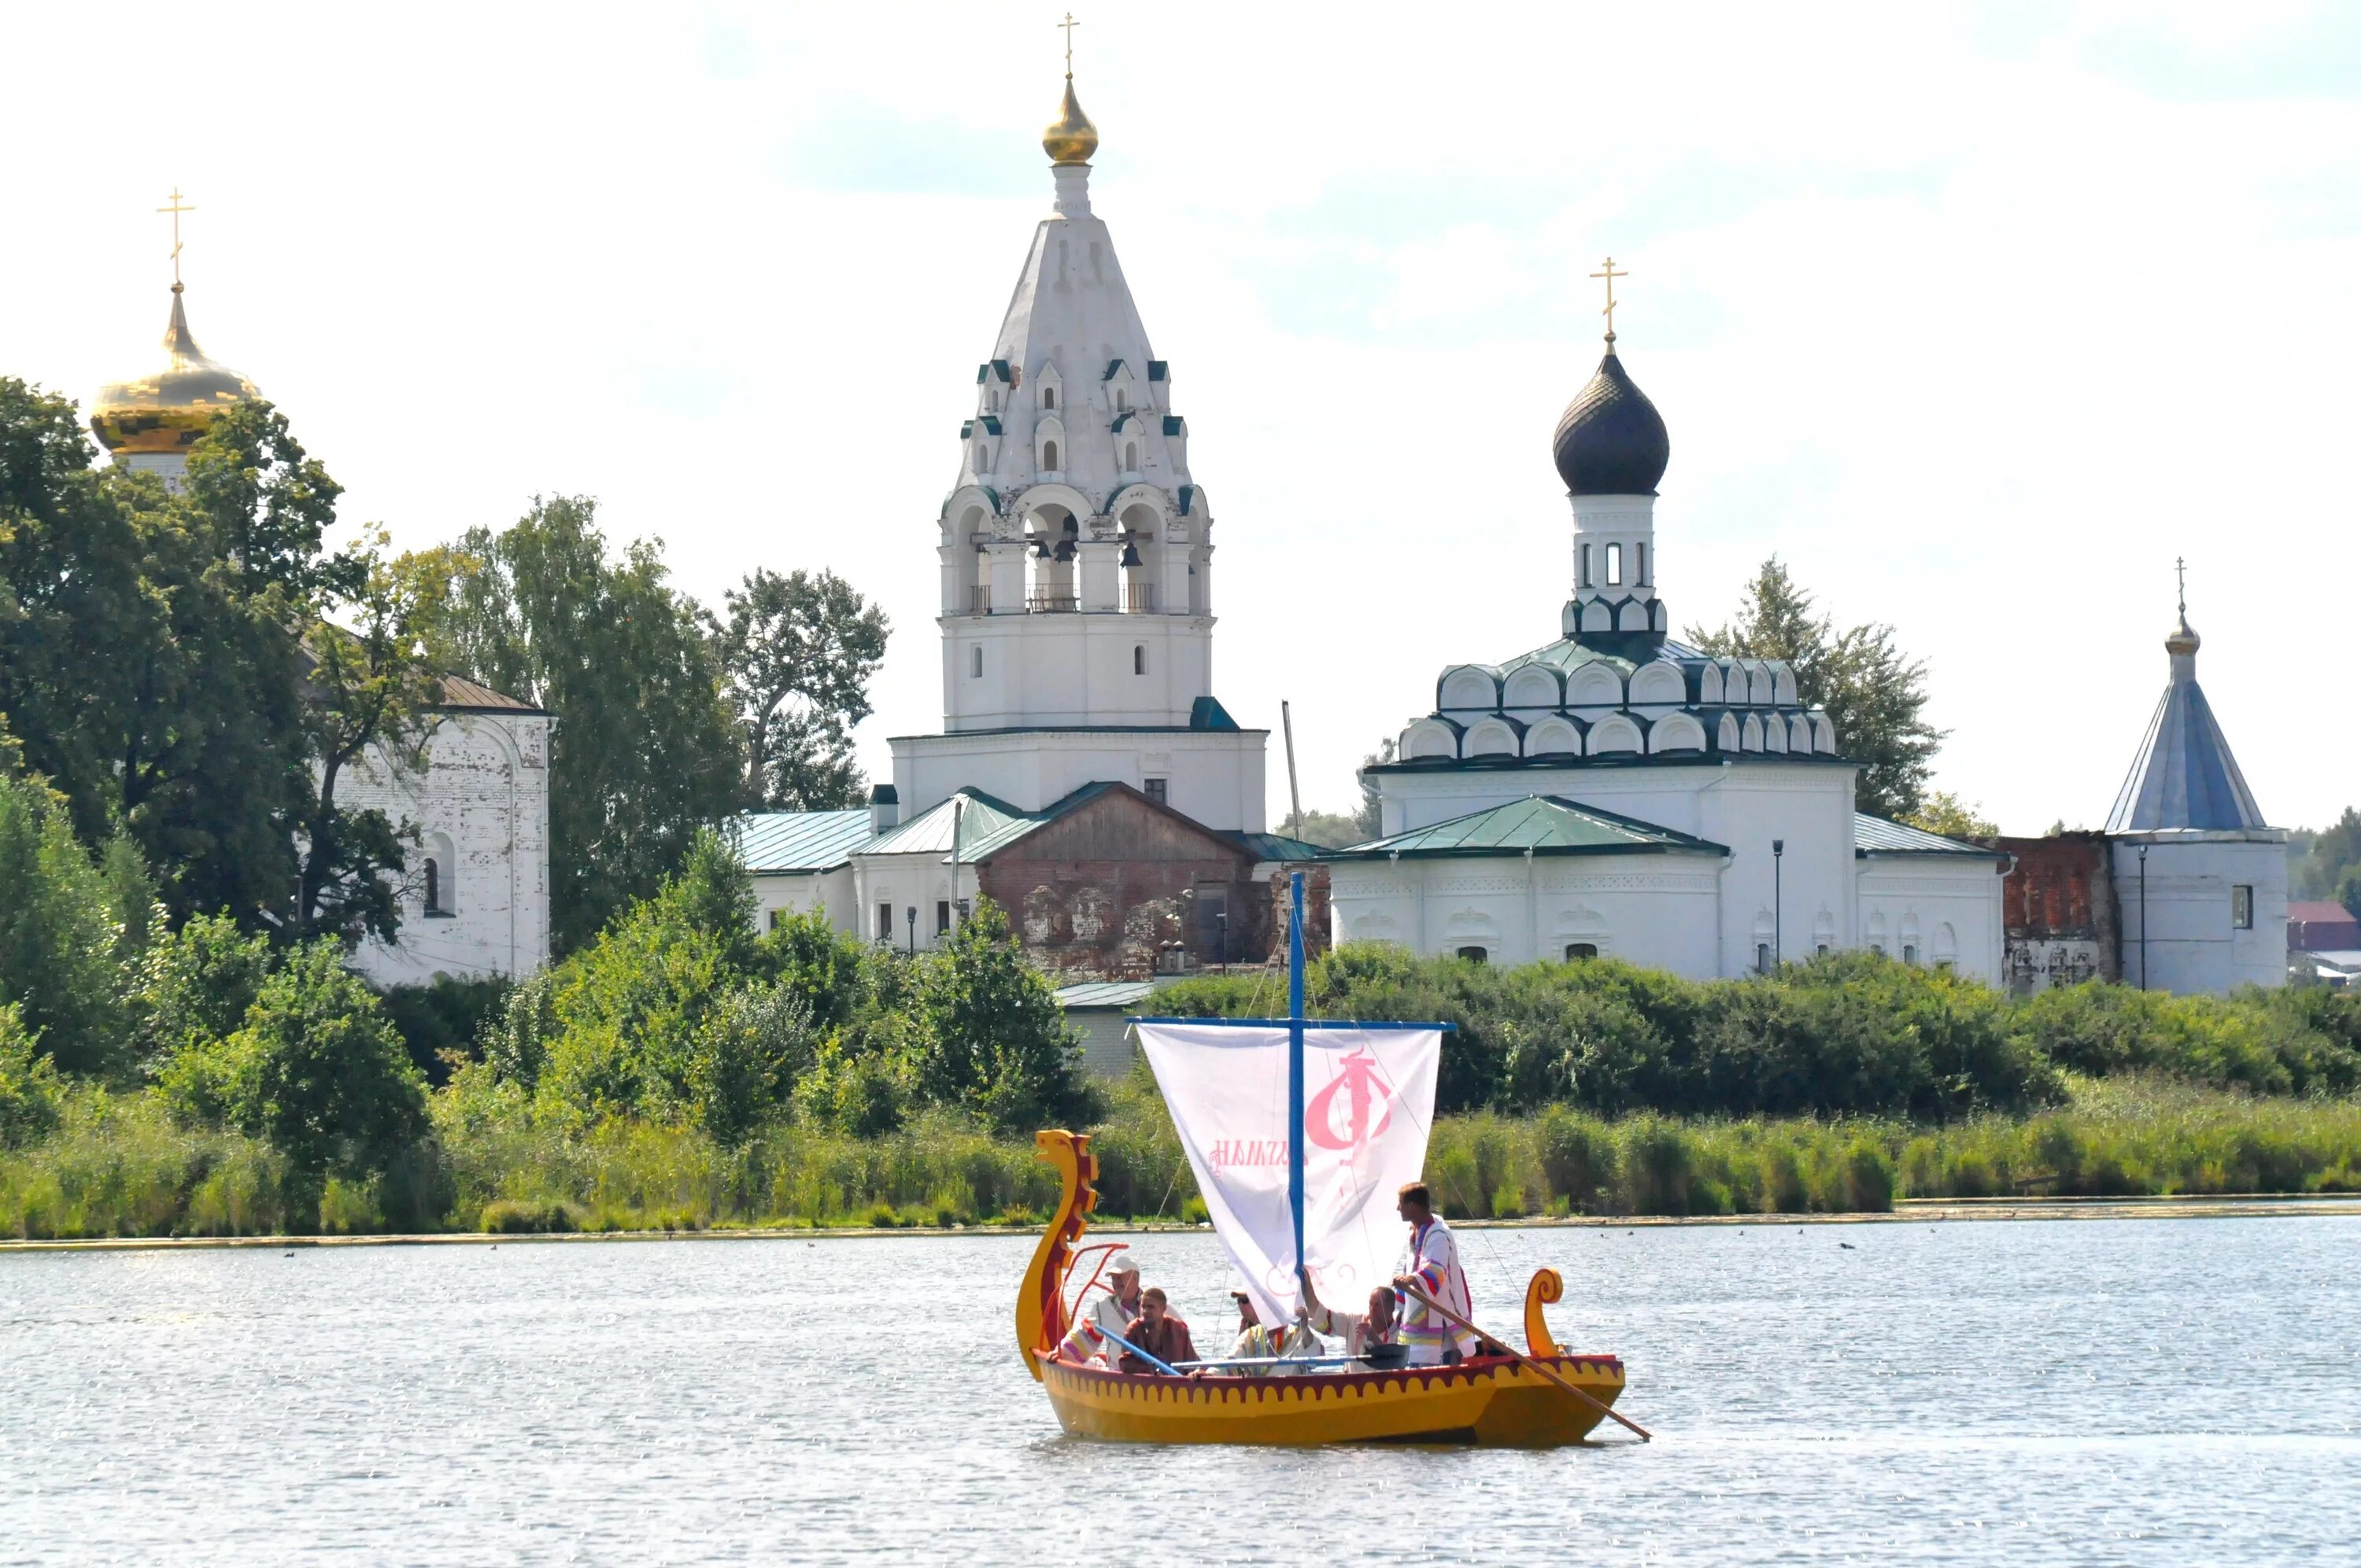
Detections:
1023,502,1081,612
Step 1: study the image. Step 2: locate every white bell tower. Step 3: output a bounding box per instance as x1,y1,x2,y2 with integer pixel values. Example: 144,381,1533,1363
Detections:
891,61,1265,832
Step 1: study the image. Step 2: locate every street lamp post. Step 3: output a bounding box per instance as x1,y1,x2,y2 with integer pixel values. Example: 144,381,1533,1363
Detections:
906,905,917,957
1772,839,1785,969
1216,909,1229,976
2137,843,2149,990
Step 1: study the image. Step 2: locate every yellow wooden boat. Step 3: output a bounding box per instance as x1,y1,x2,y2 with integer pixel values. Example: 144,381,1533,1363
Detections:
1017,1128,1629,1447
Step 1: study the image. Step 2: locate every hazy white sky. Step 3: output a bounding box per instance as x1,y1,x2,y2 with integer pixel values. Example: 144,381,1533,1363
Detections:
7,2,2358,832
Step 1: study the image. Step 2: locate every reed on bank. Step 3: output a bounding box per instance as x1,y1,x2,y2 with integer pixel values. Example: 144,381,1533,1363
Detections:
4,1072,2355,1240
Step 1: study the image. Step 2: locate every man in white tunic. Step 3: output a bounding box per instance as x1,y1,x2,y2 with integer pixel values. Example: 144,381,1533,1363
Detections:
1055,1250,1144,1368
1391,1182,1476,1366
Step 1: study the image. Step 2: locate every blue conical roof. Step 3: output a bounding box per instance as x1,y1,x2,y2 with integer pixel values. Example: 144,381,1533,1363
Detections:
2104,617,2267,833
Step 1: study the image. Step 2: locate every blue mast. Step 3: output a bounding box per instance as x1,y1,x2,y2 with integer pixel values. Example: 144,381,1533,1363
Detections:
1288,870,1306,1304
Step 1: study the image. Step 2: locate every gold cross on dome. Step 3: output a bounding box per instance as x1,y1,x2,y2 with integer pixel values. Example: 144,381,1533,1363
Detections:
1590,256,1627,343
157,186,195,287
1059,11,1080,76
2175,555,2186,618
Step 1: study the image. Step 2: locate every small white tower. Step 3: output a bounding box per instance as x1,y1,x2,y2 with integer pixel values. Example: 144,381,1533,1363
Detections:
1556,258,1672,649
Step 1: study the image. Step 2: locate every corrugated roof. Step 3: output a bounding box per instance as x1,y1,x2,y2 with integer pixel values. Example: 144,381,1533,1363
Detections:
1055,980,1159,1009
435,674,545,713
1325,795,1727,860
863,788,1029,859
732,810,874,873
1227,831,1328,862
2104,638,2269,833
1853,814,2008,859
953,780,1126,861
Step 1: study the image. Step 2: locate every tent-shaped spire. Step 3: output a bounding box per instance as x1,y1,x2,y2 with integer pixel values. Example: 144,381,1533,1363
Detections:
2104,604,2267,833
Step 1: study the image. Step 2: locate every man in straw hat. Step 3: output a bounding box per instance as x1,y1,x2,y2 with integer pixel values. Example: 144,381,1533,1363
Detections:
1055,1249,1146,1369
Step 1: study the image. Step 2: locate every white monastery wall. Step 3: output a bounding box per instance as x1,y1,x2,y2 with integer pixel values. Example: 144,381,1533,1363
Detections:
1856,860,2008,982
2111,835,2289,994
1326,856,1724,976
342,711,552,987
752,866,859,939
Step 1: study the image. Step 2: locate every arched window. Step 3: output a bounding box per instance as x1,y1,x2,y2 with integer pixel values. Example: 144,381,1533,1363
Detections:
1566,943,1598,961
1042,440,1059,470
1455,946,1489,965
1132,644,1146,675
423,857,442,916
1580,543,1593,588
1043,386,1057,410
1114,389,1127,412
970,646,983,677
1902,943,1919,966
1124,441,1138,470
1756,942,1772,973
1635,540,1647,584
1606,543,1624,585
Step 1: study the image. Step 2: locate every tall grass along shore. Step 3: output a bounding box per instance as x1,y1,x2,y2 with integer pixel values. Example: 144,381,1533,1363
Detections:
4,812,2359,1240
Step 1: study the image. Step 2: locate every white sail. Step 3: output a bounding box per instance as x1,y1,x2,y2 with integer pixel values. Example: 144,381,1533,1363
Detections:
1136,1021,1443,1333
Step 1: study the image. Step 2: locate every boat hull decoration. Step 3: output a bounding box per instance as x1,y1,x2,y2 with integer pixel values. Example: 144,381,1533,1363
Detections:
1018,1128,1628,1448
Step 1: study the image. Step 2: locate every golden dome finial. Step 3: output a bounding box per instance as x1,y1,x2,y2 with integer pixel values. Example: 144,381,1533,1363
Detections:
1043,12,1098,166
89,190,259,458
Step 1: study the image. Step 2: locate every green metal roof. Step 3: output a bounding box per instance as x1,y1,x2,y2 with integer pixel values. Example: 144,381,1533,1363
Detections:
1853,814,2011,860
731,810,874,873
1055,980,1159,1009
1325,795,1729,861
1189,695,1240,732
1226,831,1328,862
863,788,1028,859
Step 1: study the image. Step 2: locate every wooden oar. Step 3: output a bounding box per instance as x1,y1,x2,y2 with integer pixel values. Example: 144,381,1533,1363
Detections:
1398,1282,1652,1441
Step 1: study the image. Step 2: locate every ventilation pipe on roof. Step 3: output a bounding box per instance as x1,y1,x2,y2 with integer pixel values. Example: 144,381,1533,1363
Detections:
870,784,900,835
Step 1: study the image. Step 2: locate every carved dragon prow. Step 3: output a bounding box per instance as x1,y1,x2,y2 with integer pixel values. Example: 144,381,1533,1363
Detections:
1524,1267,1564,1359
1016,1128,1099,1381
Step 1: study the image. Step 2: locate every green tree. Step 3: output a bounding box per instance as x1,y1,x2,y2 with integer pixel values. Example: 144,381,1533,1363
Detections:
408,497,745,952
1355,740,1395,839
293,535,445,945
916,897,1085,1134
2291,807,2361,900
161,939,428,1192
1284,809,1365,849
715,566,889,810
0,767,131,1078
1905,790,1999,839
0,1003,62,1148
1688,556,1945,820
135,910,274,1064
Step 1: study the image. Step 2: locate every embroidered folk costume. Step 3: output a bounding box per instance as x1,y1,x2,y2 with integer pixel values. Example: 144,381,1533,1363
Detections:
1398,1215,1476,1365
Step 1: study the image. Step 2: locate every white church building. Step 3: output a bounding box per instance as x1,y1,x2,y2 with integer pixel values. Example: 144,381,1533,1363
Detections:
1328,320,2012,980
87,275,554,987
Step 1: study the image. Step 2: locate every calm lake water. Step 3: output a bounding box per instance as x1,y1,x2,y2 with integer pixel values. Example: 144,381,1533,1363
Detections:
3,1216,2355,1565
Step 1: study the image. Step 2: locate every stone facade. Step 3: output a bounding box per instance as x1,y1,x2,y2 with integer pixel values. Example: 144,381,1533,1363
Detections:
341,700,553,987
1981,834,2118,994
973,787,1265,981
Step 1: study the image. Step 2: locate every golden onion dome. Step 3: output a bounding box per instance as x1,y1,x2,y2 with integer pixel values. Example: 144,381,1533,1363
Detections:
1042,76,1099,165
89,286,259,456
2165,613,2201,658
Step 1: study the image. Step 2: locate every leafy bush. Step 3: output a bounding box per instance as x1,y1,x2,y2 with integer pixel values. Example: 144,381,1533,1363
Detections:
378,975,512,1085
161,940,428,1186
0,769,131,1077
136,912,272,1065
0,1003,63,1147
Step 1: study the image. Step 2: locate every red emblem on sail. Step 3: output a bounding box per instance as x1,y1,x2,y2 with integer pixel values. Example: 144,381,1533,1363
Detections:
1304,1048,1395,1153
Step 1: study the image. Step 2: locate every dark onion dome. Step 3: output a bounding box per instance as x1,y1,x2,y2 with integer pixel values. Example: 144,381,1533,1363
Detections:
1552,347,1669,496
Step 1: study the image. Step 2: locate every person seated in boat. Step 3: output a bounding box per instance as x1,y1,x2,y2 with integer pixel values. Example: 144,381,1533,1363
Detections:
1116,1287,1199,1374
1053,1249,1144,1369
1225,1289,1319,1373
1301,1276,1398,1358
1392,1181,1479,1367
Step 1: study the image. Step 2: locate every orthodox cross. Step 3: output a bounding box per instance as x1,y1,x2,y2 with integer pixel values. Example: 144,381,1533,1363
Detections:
157,186,194,288
1059,11,1079,76
2175,555,2186,618
1591,256,1626,343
